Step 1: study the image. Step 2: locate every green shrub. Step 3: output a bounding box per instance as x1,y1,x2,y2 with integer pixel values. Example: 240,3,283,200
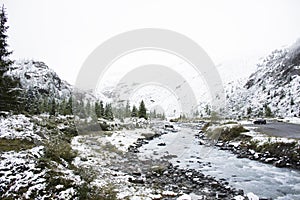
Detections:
0,138,35,152
83,184,117,200
43,137,77,164
219,125,249,141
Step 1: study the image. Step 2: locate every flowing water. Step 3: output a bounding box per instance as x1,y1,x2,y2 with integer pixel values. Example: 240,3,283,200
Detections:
138,127,300,199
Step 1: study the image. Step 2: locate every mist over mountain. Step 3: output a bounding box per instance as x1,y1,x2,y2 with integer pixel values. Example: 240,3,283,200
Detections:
4,38,300,120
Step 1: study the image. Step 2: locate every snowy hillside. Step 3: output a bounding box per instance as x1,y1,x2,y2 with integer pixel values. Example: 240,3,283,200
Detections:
227,40,300,118
6,60,72,99
5,60,103,104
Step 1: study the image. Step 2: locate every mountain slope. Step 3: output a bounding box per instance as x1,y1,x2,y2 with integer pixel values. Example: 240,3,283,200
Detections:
227,40,300,118
5,60,106,106
6,60,72,99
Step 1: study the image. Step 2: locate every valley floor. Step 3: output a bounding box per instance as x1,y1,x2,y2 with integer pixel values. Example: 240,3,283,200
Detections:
1,114,299,199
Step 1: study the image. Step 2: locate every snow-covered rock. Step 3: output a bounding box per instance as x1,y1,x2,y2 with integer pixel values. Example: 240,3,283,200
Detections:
0,114,42,141
7,60,72,99
5,60,104,106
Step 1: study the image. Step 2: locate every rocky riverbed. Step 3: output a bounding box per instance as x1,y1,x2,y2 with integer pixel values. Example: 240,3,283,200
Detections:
72,126,252,199
201,124,300,170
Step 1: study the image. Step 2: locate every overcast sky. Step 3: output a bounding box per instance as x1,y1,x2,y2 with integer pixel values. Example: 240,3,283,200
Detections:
3,0,300,84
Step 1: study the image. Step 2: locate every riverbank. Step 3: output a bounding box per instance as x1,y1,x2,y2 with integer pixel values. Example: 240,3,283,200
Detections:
139,124,300,199
203,123,300,170
72,126,251,199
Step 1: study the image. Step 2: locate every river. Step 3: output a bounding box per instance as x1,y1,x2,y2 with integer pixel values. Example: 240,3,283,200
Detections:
138,126,300,199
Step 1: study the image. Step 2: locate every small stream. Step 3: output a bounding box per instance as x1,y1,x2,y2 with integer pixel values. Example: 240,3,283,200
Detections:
138,127,300,199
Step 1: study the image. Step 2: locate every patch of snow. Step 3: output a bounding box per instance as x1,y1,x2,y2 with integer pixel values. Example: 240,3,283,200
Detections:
233,195,245,200
0,114,42,141
162,190,177,196
229,141,241,148
177,194,192,200
242,130,297,145
107,128,154,152
282,117,300,125
58,187,76,199
246,192,259,200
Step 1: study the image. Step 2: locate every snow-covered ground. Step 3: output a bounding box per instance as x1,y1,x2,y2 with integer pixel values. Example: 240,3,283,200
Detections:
71,129,158,199
0,146,45,199
241,128,299,145
0,114,42,141
107,128,153,152
282,117,300,124
0,114,83,199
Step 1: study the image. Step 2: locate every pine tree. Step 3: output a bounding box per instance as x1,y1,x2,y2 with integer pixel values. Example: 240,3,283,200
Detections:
95,101,100,118
264,104,272,117
291,97,295,106
131,105,138,117
247,107,252,116
65,97,73,115
138,100,147,119
78,99,85,118
153,109,157,118
37,97,44,114
0,5,12,70
205,105,211,116
95,100,105,118
50,98,56,116
125,101,131,118
104,103,113,120
99,101,104,117
86,100,91,116
41,97,48,113
59,98,66,115
0,5,22,112
161,112,165,120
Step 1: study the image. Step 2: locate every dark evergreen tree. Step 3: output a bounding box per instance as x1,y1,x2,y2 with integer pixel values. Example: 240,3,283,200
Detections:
41,97,49,113
131,105,138,117
161,112,165,120
247,107,252,116
125,101,131,118
50,98,56,116
0,5,12,70
65,97,73,115
291,97,295,106
99,101,104,117
104,103,113,120
95,101,100,118
205,105,211,116
0,5,22,112
264,104,272,117
138,100,147,119
59,98,66,115
95,100,105,118
86,100,91,116
78,99,85,118
24,90,41,115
